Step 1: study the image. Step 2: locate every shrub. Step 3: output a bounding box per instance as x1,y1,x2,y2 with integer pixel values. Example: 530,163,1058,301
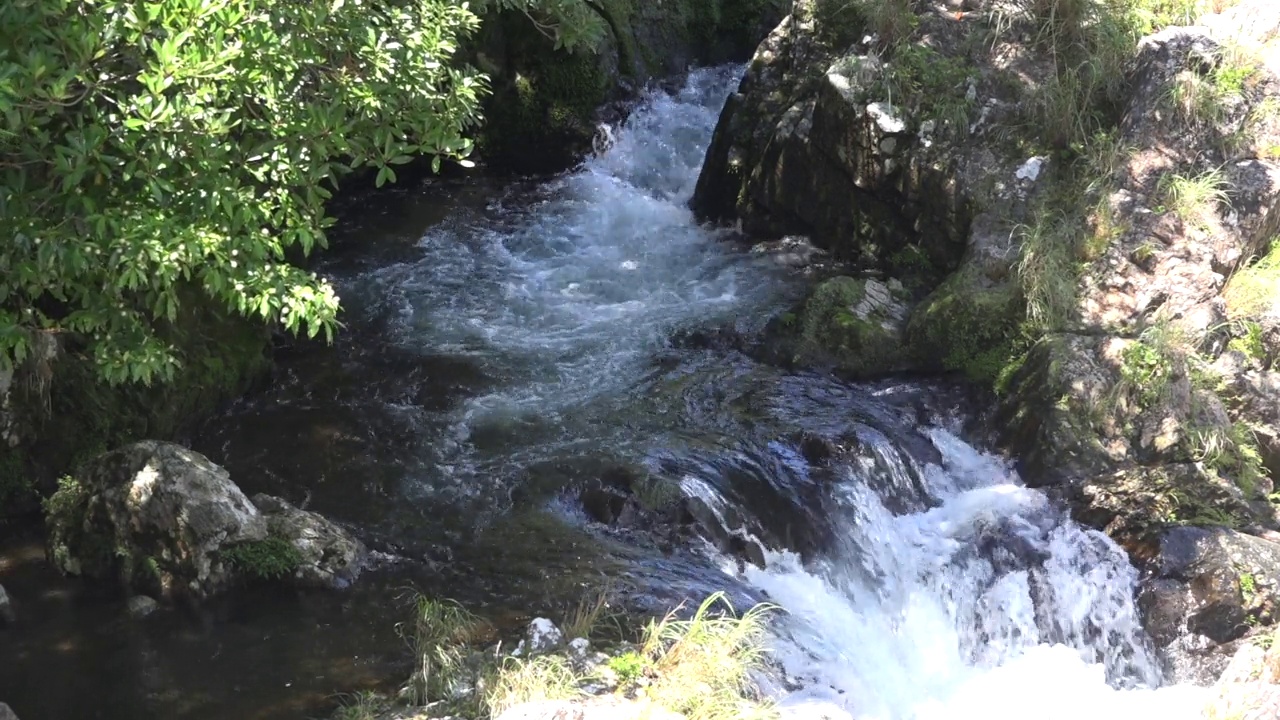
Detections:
221,537,302,580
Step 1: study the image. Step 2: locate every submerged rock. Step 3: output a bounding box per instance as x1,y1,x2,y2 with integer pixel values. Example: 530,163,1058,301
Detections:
126,595,159,619
45,441,364,600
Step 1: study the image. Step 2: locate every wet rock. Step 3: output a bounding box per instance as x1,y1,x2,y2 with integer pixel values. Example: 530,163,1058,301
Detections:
0,583,12,625
692,2,972,274
787,276,914,378
45,441,268,600
126,595,159,619
1138,526,1280,683
251,494,367,589
0,702,18,720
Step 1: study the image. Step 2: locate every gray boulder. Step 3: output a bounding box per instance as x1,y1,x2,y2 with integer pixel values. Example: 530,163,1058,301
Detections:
0,583,12,625
251,494,366,589
46,441,267,600
46,441,365,600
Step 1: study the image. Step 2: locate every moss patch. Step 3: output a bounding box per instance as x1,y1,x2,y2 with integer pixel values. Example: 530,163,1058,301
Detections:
906,270,1021,384
221,537,302,581
794,276,910,377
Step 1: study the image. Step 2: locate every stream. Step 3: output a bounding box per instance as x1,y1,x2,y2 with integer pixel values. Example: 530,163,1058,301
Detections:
0,66,1212,719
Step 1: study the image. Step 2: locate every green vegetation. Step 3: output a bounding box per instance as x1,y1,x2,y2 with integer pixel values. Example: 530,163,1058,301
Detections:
1224,239,1280,320
0,0,491,385
377,591,776,719
331,691,384,720
1159,170,1231,230
562,588,613,641
638,592,776,720
607,651,648,682
486,655,584,714
401,596,482,707
221,537,302,580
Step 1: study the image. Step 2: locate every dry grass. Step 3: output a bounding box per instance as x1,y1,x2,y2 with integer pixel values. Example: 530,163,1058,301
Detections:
484,655,584,716
639,593,778,720
1224,239,1280,319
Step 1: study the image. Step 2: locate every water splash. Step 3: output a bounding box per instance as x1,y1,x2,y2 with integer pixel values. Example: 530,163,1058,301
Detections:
730,429,1210,720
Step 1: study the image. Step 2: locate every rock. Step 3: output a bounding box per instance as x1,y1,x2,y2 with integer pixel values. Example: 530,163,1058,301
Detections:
45,441,268,600
789,276,914,378
905,268,1020,382
44,441,366,600
1204,627,1280,720
0,703,18,720
1137,527,1280,684
0,583,12,625
126,595,159,619
251,494,366,589
515,618,564,657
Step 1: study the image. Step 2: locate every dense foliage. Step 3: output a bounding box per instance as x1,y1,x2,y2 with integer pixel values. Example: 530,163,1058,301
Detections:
0,0,487,384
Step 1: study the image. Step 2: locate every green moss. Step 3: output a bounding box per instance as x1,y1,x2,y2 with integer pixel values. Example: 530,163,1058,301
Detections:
796,276,906,377
906,271,1022,384
221,537,302,580
479,39,610,167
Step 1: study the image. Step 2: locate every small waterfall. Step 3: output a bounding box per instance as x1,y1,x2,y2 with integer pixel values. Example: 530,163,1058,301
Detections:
724,428,1211,720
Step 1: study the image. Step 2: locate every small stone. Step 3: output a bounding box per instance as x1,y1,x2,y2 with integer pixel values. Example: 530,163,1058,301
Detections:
522,618,564,656
866,102,906,134
0,583,13,625
878,137,897,155
0,702,19,720
127,595,159,619
1015,156,1047,183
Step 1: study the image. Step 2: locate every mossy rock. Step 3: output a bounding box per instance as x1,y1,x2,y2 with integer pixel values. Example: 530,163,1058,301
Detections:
792,276,913,378
905,269,1021,384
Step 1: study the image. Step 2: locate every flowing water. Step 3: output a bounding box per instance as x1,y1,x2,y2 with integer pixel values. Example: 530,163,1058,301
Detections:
0,67,1213,719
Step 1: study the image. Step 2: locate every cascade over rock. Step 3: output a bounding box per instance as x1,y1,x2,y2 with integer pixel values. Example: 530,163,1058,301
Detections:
691,0,1280,691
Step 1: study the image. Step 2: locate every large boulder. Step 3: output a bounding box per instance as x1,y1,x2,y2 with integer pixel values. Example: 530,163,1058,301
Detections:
1137,527,1280,684
45,441,364,600
46,441,268,599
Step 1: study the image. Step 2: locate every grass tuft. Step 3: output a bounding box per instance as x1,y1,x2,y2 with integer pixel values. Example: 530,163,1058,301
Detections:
561,587,613,641
485,655,584,716
331,691,383,720
639,592,777,720
400,595,481,707
1224,239,1280,320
